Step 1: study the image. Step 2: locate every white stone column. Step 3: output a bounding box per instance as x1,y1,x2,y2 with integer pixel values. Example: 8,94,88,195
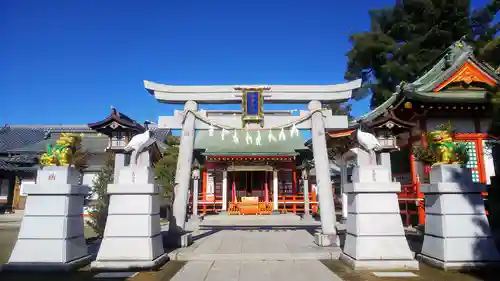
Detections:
172,101,197,232
418,164,500,269
302,169,312,220
191,169,200,219
92,152,169,269
273,170,279,212
7,166,91,271
379,152,392,179
340,165,418,270
340,157,348,222
113,153,126,183
309,100,337,241
221,170,228,212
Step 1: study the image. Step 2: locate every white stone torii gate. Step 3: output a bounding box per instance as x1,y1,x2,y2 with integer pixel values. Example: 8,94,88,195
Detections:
145,79,362,245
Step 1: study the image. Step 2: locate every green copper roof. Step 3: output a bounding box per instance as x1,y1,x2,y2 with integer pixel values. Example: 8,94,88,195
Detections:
195,129,307,155
340,40,497,129
404,90,488,103
355,92,400,123
406,40,499,94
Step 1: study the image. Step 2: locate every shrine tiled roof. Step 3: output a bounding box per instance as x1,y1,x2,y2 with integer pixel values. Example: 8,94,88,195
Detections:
0,126,47,153
8,135,110,154
88,107,145,133
195,129,307,156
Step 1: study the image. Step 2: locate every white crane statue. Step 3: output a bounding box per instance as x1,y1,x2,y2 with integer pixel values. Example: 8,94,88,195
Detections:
356,128,382,165
124,120,156,166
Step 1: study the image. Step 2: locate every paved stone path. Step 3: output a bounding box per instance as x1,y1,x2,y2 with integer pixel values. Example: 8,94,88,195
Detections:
170,260,344,281
168,229,340,261
168,228,344,280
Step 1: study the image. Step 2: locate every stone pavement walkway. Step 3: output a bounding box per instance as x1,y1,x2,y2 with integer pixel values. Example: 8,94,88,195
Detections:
167,227,344,281
170,260,344,281
168,229,340,261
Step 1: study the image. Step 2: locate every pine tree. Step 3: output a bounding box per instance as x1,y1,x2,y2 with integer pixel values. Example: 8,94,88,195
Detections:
155,135,180,219
345,0,500,109
155,135,180,201
86,152,114,237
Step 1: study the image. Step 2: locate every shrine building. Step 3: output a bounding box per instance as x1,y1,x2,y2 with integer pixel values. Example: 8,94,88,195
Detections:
328,40,498,226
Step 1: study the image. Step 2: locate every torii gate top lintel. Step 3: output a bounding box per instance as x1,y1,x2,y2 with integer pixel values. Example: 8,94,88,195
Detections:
144,79,362,104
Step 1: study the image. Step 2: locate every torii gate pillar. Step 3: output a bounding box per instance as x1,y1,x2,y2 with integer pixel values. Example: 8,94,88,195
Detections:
171,101,197,233
309,101,336,236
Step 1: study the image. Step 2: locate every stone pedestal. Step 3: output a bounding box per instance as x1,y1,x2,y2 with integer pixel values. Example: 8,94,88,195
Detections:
417,164,500,270
6,166,91,271
340,165,418,270
91,165,168,270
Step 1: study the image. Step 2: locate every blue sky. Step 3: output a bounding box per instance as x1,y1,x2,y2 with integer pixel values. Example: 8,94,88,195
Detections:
1,0,490,126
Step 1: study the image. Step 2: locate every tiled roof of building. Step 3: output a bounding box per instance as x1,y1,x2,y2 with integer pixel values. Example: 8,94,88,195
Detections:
8,135,110,154
0,126,47,153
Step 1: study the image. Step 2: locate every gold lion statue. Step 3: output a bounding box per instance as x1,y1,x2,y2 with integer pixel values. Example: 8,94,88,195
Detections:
428,130,462,165
40,133,83,167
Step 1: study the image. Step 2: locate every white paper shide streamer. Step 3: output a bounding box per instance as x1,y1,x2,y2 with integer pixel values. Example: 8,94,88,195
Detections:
193,108,309,146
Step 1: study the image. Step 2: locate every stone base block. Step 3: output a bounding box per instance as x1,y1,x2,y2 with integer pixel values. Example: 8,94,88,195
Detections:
343,234,415,260
340,253,419,270
417,254,500,270
351,165,391,183
96,234,165,261
314,232,339,247
420,235,500,263
9,236,88,264
91,253,169,271
3,254,92,272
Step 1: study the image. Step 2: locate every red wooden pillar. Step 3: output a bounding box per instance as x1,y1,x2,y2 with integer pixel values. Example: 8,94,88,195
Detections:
202,170,207,200
292,170,297,194
411,154,425,225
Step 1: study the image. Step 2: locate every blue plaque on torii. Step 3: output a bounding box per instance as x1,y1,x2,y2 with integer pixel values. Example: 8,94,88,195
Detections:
241,88,264,125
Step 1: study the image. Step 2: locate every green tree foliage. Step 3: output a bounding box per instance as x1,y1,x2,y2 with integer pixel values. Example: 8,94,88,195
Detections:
326,102,354,121
345,0,500,109
155,135,180,201
86,152,114,238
